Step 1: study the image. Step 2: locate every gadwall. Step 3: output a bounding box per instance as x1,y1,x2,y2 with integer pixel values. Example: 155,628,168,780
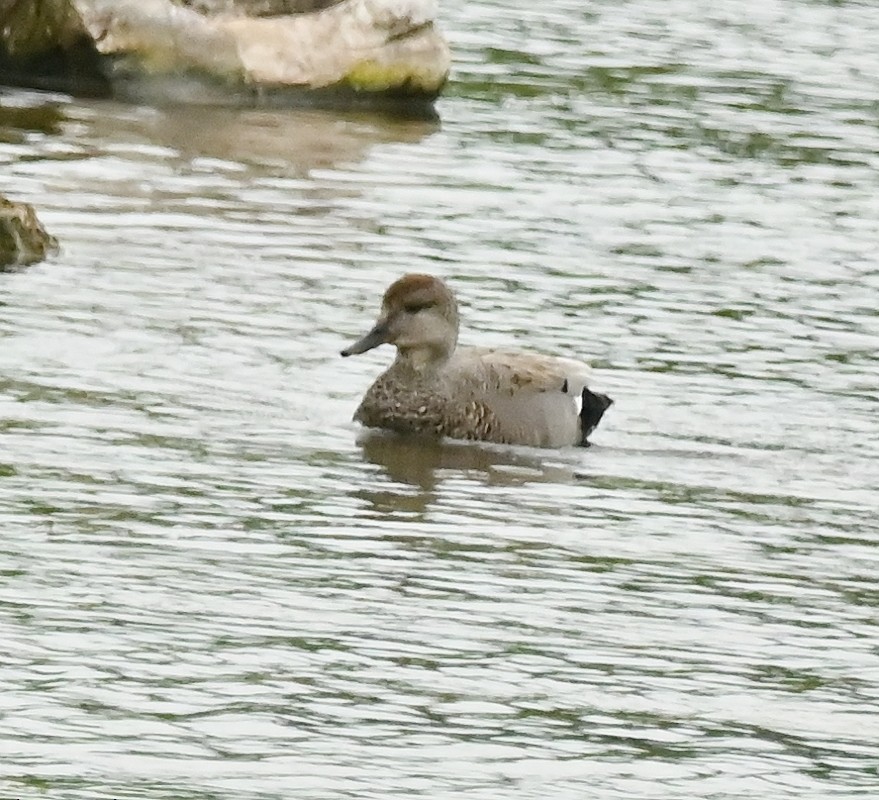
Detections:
341,274,612,448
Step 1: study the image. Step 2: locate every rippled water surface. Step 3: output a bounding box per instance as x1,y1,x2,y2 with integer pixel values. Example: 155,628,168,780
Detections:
2,1,879,798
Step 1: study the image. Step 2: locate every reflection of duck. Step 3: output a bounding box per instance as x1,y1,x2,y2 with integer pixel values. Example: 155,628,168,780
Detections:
356,430,580,505
357,429,558,491
342,274,613,448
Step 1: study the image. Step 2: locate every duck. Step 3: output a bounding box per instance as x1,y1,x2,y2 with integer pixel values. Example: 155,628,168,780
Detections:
340,274,612,448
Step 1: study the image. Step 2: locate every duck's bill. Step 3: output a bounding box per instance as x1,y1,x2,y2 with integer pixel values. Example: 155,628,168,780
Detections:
340,321,390,357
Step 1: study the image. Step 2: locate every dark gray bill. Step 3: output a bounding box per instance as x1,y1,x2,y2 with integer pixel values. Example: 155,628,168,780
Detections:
340,321,390,357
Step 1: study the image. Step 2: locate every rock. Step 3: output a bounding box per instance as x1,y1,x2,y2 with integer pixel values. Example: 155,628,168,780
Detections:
0,196,59,269
0,0,110,96
0,0,450,112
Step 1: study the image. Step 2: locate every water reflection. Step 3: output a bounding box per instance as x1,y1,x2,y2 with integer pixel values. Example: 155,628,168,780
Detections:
0,90,439,181
0,93,65,142
137,106,439,173
356,429,577,493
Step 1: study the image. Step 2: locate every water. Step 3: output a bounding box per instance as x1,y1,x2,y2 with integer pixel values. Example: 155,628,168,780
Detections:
2,0,879,798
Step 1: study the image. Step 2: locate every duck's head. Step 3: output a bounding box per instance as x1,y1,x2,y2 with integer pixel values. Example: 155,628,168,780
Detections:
341,274,459,365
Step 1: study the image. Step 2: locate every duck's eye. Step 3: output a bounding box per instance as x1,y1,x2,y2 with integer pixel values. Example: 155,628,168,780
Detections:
404,301,433,314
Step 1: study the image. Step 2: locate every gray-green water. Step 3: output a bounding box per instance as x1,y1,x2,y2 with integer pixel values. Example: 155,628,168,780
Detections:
2,1,878,798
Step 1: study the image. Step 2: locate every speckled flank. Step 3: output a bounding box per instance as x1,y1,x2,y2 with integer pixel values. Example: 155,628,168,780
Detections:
355,366,504,442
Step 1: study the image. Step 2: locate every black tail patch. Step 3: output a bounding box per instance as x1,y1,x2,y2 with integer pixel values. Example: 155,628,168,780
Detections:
578,388,613,447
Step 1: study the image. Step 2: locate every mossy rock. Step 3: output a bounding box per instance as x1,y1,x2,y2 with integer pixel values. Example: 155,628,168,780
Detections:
0,196,59,269
0,0,109,95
